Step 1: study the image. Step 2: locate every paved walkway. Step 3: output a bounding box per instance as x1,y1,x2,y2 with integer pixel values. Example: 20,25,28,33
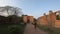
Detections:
24,23,48,34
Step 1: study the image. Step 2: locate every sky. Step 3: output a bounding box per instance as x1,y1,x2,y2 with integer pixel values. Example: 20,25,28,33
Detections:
0,0,60,18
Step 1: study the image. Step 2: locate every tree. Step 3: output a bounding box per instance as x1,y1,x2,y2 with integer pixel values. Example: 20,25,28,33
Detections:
13,7,23,16
0,6,23,16
0,6,13,15
0,6,23,24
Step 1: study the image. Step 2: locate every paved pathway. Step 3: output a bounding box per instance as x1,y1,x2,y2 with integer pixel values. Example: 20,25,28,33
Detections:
24,23,48,34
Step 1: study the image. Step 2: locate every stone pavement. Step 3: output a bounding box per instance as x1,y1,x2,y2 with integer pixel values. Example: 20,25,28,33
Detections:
24,23,48,34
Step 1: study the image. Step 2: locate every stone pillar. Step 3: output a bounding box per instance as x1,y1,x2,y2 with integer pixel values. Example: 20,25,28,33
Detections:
23,16,28,23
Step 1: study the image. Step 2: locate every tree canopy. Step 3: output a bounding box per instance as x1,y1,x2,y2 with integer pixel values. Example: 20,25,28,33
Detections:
0,6,23,17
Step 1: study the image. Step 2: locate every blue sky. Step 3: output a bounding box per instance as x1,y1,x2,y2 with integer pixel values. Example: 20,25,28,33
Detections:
0,0,60,18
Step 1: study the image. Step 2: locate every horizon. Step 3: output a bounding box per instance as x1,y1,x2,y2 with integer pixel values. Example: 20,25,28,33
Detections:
0,0,60,18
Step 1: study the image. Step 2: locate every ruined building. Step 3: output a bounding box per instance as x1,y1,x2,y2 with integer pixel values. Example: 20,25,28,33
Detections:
37,10,60,28
23,15,34,23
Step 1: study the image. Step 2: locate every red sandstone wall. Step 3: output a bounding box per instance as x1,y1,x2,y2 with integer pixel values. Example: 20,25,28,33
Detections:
37,16,48,26
37,17,41,25
28,16,34,23
23,16,27,23
37,11,60,28
55,20,60,28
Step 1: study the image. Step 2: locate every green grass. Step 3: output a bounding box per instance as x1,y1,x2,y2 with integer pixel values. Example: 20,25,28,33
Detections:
48,28,60,34
38,25,49,32
38,25,60,34
0,23,26,34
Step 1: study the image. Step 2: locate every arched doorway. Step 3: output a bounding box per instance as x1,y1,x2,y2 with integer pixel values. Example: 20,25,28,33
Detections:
27,16,30,23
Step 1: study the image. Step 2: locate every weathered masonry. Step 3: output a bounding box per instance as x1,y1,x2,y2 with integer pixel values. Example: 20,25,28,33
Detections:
37,10,60,28
23,15,34,23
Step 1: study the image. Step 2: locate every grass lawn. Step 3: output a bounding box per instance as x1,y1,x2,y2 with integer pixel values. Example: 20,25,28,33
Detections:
0,23,26,34
38,25,60,34
38,25,49,32
49,28,60,34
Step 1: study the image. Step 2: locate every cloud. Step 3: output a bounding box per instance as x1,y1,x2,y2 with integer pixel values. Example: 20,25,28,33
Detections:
0,0,23,7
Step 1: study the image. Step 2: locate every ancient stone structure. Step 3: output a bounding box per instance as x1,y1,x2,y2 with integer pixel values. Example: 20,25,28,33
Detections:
54,10,60,28
28,16,34,23
37,13,48,26
37,10,60,28
23,16,28,23
23,15,34,23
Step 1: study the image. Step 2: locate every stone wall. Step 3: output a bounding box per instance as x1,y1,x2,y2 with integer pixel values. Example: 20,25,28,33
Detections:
23,16,34,23
37,10,60,28
23,10,60,28
28,16,34,23
37,14,48,26
23,16,28,23
54,20,60,28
